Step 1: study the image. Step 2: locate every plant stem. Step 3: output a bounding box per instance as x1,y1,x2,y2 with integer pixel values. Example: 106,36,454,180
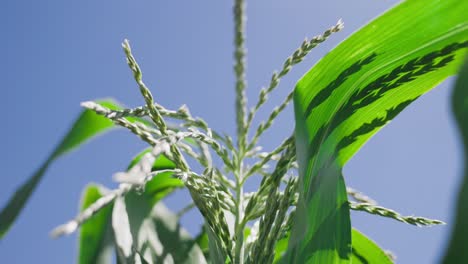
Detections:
233,0,247,262
234,159,245,264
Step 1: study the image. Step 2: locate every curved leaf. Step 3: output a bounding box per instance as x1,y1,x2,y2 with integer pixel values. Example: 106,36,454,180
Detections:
351,229,392,264
111,148,203,263
275,229,392,263
289,0,468,262
112,193,207,264
0,99,124,239
442,57,468,264
78,148,184,263
79,184,114,264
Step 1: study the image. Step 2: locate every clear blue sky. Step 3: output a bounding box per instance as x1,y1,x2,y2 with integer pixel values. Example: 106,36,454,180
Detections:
1,1,462,263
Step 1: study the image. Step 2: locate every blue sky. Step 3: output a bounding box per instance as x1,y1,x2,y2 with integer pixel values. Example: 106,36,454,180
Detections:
1,1,462,263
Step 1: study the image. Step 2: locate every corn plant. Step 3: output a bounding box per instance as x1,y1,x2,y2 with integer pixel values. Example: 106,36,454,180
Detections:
1,0,467,263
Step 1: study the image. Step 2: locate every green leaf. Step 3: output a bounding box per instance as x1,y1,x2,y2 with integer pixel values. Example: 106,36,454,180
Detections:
442,57,468,264
273,236,289,263
0,99,124,239
149,203,207,264
78,184,114,264
112,148,204,263
78,149,185,264
112,191,207,264
275,229,392,264
351,229,392,264
289,0,468,262
127,149,184,205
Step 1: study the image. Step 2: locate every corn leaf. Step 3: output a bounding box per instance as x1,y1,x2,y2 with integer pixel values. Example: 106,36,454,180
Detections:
112,194,207,264
442,57,468,264
351,229,392,264
288,0,468,262
78,184,114,264
126,150,184,204
275,229,391,263
79,149,185,264
0,99,126,239
112,149,204,263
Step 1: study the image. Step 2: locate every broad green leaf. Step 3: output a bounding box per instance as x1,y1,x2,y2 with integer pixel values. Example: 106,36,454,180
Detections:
79,184,114,264
274,229,392,263
289,0,468,262
351,229,392,264
0,99,124,239
442,58,468,264
112,148,205,263
78,149,184,264
112,192,207,264
149,203,207,264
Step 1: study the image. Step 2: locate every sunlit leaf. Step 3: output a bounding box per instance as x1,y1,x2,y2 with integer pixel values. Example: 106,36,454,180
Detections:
351,229,392,264
288,0,468,262
112,192,207,264
78,184,114,264
78,148,186,263
0,99,125,239
126,149,184,205
273,236,288,263
110,147,205,263
274,229,392,263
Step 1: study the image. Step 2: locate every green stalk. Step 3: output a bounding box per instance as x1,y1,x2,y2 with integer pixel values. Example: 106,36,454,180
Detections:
234,158,245,264
233,0,247,262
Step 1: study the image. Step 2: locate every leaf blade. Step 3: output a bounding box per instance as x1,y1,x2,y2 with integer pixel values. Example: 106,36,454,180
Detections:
112,191,207,264
111,148,205,264
78,184,114,264
289,0,468,262
0,99,124,239
351,229,392,264
275,229,392,264
77,148,185,264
